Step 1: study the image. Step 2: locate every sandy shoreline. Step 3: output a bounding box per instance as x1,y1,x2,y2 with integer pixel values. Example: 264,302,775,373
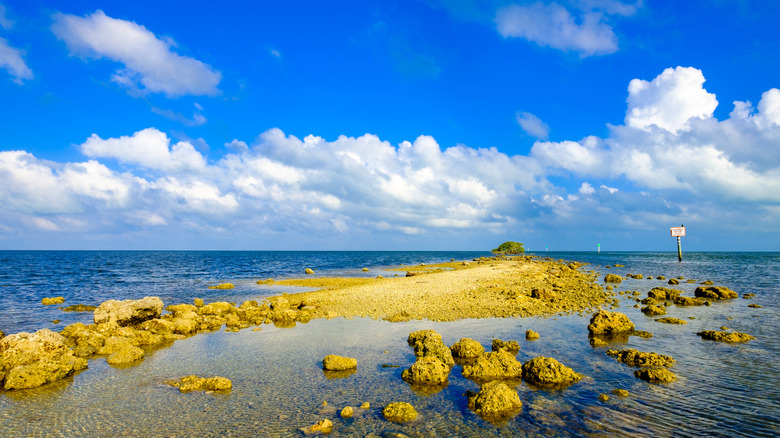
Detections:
267,256,615,322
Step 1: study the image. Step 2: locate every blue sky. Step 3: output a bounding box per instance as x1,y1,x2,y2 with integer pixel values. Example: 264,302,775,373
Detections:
0,0,778,251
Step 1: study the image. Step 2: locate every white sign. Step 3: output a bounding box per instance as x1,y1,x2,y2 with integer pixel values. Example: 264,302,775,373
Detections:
670,226,686,237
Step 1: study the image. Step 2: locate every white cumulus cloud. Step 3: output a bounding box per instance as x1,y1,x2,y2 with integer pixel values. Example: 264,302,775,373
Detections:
51,10,221,97
81,128,207,172
0,37,33,84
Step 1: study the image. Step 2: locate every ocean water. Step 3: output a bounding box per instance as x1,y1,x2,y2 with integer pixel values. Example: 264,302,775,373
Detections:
0,251,777,437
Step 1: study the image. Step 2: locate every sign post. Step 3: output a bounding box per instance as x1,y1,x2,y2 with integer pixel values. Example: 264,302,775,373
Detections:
670,225,686,262
597,243,601,253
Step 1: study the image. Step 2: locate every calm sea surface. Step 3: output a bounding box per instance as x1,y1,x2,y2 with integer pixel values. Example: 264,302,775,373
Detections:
0,251,777,437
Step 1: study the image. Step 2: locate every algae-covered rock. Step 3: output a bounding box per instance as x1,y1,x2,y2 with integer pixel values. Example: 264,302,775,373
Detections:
106,345,144,365
634,368,677,383
461,349,523,381
167,375,232,392
587,310,635,336
696,330,755,343
407,330,454,367
208,283,234,290
668,278,680,285
402,356,450,385
612,388,630,397
604,274,623,283
94,296,164,326
0,329,88,390
641,304,666,316
466,381,522,420
606,348,675,367
60,304,97,312
694,286,738,300
382,402,418,423
42,296,65,305
673,296,707,306
521,356,581,387
491,339,520,353
647,287,681,301
655,317,688,324
322,354,357,371
525,330,540,340
301,419,333,435
747,304,762,308
450,338,484,359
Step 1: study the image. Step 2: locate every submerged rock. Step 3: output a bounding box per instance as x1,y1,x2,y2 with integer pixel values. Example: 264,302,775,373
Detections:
42,296,65,305
696,330,755,343
521,356,581,387
466,380,523,420
60,304,97,312
383,402,418,423
94,296,164,326
106,345,144,365
450,338,484,359
694,286,738,300
322,354,357,371
167,375,232,392
673,296,707,306
461,349,523,381
634,368,677,383
401,356,449,385
655,317,688,324
0,329,88,390
301,419,333,435
207,283,234,290
491,339,520,353
606,348,675,367
587,310,635,336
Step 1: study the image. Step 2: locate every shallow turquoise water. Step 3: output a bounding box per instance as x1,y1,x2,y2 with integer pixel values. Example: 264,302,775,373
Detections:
0,251,777,437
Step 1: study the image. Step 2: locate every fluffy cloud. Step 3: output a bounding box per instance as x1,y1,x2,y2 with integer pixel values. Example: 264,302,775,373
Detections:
51,10,221,96
625,66,718,133
516,111,550,139
0,37,33,84
81,128,207,172
495,2,619,57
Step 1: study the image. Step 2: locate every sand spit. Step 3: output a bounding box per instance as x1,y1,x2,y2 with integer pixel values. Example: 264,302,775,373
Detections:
268,257,613,322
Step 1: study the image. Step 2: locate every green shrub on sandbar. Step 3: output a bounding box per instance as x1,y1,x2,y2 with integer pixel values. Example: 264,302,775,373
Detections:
492,241,525,254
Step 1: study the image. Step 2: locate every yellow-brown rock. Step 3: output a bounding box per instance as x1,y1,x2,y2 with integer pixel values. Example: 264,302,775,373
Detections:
382,402,417,423
606,348,675,367
696,330,755,343
694,286,738,300
42,296,65,305
634,367,677,383
106,345,144,365
0,329,88,390
587,310,635,336
322,354,357,371
402,356,450,385
521,356,581,387
450,338,484,359
466,380,522,420
167,375,232,392
461,349,523,381
94,296,164,326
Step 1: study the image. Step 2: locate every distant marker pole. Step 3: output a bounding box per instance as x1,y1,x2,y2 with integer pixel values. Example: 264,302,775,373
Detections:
670,225,686,262
597,243,601,253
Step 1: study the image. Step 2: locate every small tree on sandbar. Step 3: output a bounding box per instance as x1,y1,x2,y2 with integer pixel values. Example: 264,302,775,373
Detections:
492,241,525,254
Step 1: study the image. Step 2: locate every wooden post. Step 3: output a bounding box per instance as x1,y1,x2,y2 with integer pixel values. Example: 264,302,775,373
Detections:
670,224,685,262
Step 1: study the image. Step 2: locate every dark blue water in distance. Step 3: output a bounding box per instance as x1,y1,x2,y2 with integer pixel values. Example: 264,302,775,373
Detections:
0,251,777,437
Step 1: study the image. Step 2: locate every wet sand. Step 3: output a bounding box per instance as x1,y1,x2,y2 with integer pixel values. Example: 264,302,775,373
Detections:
269,257,614,321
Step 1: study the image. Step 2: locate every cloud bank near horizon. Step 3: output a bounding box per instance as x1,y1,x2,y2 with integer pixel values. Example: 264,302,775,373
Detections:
1,66,778,249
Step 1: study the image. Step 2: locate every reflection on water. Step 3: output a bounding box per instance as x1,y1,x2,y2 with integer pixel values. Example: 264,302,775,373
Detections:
0,252,777,437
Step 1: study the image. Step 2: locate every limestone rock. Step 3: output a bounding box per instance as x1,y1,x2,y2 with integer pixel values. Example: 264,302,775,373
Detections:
382,402,418,423
208,283,234,290
461,349,523,381
450,338,484,359
634,368,677,383
402,356,449,385
491,339,520,354
647,287,681,301
322,354,357,371
673,296,707,306
521,356,581,387
525,330,540,340
655,317,687,324
167,375,232,392
587,310,635,336
604,274,623,283
466,381,522,420
606,348,675,367
340,406,353,418
106,345,144,365
612,388,630,397
641,304,666,316
94,296,164,326
598,394,610,402
694,286,738,300
305,268,314,275
696,330,755,343
0,329,88,390
302,419,332,435
42,296,65,305
407,330,454,367
198,301,235,316
60,304,97,312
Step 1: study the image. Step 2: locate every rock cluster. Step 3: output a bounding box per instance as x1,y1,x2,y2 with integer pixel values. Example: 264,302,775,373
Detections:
606,348,675,368
0,329,88,390
166,375,232,392
694,286,738,300
696,330,755,343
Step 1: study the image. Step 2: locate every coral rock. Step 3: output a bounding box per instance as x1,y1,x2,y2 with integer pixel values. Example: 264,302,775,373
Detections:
696,330,754,343
606,348,675,367
0,329,88,390
42,297,65,305
466,380,522,419
322,354,357,371
461,349,523,381
382,402,418,423
694,286,738,300
634,367,677,383
521,356,581,387
94,296,164,326
402,356,450,385
587,310,635,336
451,338,484,359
